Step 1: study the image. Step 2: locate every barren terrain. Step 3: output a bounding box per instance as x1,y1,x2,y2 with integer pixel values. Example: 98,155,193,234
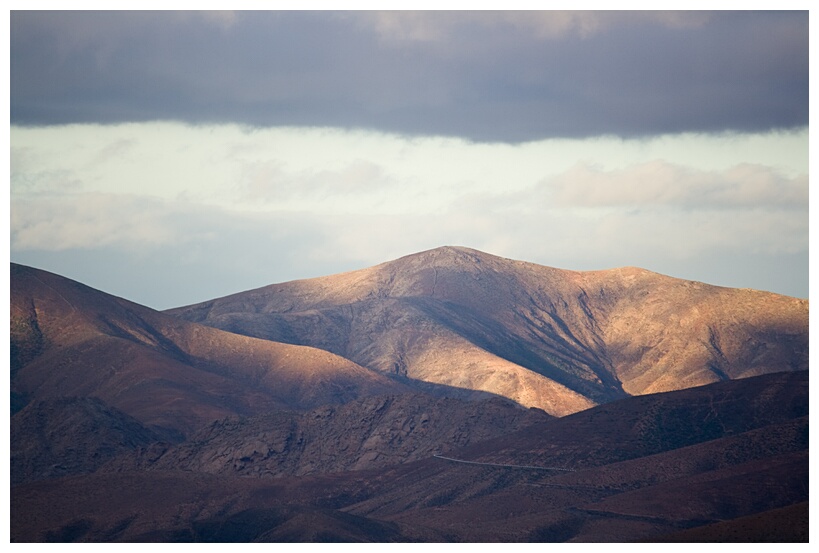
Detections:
170,246,808,415
9,249,809,542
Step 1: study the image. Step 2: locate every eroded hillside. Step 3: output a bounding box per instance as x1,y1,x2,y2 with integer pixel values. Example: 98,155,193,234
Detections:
168,246,808,415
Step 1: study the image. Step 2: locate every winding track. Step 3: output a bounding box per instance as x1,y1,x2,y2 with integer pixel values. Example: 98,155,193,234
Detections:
433,454,575,472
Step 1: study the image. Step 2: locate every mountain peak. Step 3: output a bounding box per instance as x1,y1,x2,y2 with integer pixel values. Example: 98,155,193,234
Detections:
166,248,808,416
388,245,495,267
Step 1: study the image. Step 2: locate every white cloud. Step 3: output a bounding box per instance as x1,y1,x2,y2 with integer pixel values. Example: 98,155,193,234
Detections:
9,122,809,303
10,193,180,251
543,160,808,209
241,159,392,202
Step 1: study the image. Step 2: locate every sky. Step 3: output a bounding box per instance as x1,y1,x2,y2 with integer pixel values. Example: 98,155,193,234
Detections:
8,8,811,309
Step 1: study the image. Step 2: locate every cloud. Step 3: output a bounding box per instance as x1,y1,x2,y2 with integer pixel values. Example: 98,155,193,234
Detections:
90,138,138,166
10,11,808,142
10,183,809,308
10,147,84,194
9,122,809,305
10,193,181,251
241,159,391,202
443,193,807,262
543,161,808,209
357,11,712,44
10,205,336,309
11,195,809,309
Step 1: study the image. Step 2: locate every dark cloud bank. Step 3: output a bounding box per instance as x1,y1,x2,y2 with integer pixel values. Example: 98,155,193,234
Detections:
10,10,808,142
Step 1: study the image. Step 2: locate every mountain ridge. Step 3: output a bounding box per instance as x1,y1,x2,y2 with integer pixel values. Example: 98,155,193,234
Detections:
10,262,411,435
167,246,808,416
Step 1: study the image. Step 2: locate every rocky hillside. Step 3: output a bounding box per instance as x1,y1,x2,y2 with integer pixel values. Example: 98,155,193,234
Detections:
168,246,809,416
340,370,809,541
112,394,550,478
11,263,408,436
11,372,808,542
11,397,165,485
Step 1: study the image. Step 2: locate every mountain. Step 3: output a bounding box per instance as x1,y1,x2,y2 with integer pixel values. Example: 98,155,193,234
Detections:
11,371,808,542
108,394,550,478
340,371,809,534
11,397,164,485
10,261,546,486
9,253,809,542
168,246,808,416
11,263,408,437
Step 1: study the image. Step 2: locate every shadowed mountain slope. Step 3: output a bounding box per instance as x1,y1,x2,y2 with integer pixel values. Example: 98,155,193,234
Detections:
338,370,809,542
109,394,550,479
649,501,809,543
11,397,165,485
168,246,808,416
342,370,808,511
10,263,408,436
11,371,807,543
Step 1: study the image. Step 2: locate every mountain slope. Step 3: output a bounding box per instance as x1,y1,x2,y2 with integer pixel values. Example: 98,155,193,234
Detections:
11,397,165,485
11,263,408,436
340,371,809,541
11,371,807,542
168,246,808,415
111,394,550,479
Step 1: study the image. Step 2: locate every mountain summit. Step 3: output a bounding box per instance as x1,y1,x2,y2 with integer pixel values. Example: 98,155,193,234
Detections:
168,246,808,416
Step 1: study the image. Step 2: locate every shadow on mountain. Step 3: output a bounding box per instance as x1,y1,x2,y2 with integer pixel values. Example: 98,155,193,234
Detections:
11,371,808,542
